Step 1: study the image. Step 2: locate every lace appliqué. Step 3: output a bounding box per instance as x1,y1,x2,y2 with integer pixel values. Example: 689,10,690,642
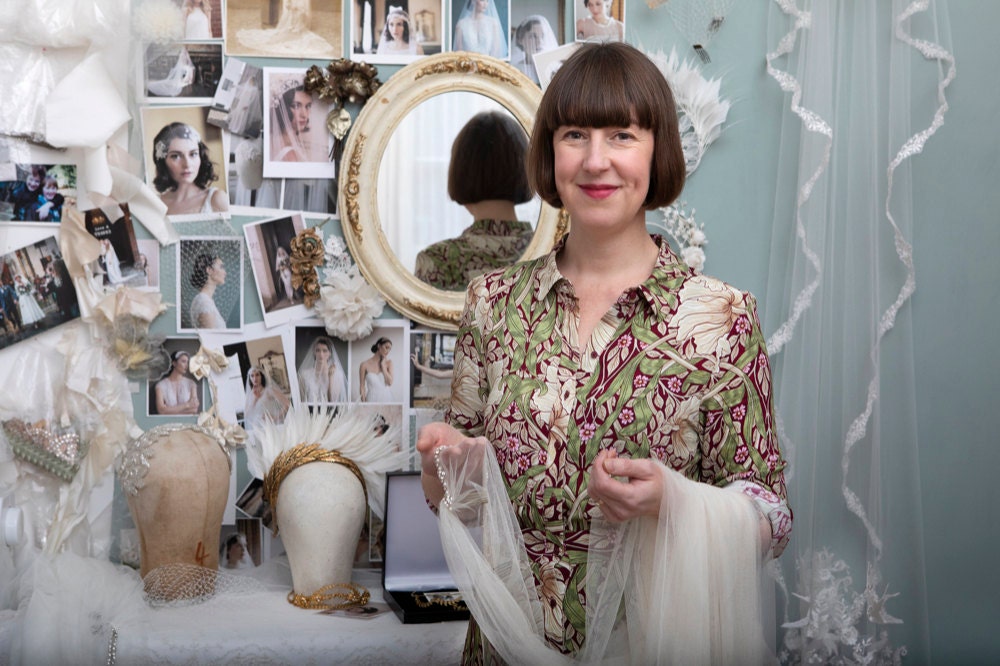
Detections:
118,424,230,496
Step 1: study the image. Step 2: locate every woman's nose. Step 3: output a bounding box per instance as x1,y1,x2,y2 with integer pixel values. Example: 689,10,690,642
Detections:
583,141,609,171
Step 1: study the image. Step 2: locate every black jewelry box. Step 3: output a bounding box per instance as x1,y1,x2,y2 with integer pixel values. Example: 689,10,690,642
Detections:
382,471,470,624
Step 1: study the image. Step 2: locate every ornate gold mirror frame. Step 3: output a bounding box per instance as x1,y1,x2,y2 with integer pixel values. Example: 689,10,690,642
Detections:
339,52,567,330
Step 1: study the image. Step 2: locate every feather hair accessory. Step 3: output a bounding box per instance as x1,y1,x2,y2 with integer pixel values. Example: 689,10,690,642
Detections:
647,47,731,176
246,407,409,519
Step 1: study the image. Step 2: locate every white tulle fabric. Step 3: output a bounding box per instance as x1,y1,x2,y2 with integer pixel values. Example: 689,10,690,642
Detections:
434,442,770,665
763,1,953,661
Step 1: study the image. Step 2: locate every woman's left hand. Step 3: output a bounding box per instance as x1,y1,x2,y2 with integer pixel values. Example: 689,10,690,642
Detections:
588,449,664,522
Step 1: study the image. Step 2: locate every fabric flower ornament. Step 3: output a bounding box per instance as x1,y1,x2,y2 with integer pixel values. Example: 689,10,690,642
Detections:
290,227,325,308
315,267,385,341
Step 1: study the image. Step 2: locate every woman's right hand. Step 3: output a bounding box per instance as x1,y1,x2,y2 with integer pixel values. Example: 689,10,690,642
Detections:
416,422,490,507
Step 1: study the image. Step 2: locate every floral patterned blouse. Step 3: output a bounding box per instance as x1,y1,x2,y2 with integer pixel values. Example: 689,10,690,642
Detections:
414,218,534,291
446,235,791,662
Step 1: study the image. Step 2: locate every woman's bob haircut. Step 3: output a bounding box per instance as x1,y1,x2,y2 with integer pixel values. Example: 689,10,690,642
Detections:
527,42,686,211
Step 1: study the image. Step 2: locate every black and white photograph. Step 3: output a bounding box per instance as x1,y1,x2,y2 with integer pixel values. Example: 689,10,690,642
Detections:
509,3,562,85
0,236,78,351
351,0,443,63
225,0,341,59
350,324,405,404
176,236,244,332
208,58,264,139
0,163,76,223
144,42,225,103
147,337,205,417
263,68,337,179
141,105,231,218
293,324,349,405
243,213,309,327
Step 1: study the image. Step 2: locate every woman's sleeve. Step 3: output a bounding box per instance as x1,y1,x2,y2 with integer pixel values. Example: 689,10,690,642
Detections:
698,292,792,557
444,276,489,437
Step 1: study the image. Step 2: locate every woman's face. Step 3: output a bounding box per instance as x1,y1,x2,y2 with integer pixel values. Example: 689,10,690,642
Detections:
474,0,488,13
164,137,201,185
314,343,332,364
25,173,41,191
519,23,546,54
250,369,261,387
206,258,226,285
174,354,190,374
289,90,312,134
388,16,406,41
227,540,244,563
42,180,58,200
587,0,608,19
553,124,654,231
378,341,392,357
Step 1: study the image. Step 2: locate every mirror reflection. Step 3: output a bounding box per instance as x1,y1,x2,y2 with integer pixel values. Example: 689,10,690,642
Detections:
377,91,541,290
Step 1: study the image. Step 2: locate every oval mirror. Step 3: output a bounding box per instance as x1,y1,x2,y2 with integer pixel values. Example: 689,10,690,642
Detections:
340,52,567,330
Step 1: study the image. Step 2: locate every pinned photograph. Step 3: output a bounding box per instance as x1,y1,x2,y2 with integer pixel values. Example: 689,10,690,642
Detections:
263,68,337,179
208,58,264,139
574,0,624,42
147,337,205,417
221,333,293,435
225,0,341,59
0,236,79,351
0,163,76,223
352,0,442,63
509,4,563,85
144,42,224,103
450,0,509,58
294,325,349,405
141,105,231,219
243,213,310,327
176,236,244,332
532,41,581,90
179,0,223,40
409,331,455,410
85,206,151,290
351,325,405,404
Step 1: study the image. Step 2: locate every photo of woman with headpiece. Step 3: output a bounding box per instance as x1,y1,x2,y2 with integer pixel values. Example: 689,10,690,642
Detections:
219,532,256,570
244,365,291,432
151,121,229,215
264,69,337,178
376,6,424,55
297,335,348,404
188,252,228,329
179,236,243,332
152,349,201,416
575,0,624,41
453,0,507,58
511,15,559,84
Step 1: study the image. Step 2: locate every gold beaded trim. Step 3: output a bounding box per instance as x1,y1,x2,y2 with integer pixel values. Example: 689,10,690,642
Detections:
262,443,368,532
288,581,371,611
411,591,467,611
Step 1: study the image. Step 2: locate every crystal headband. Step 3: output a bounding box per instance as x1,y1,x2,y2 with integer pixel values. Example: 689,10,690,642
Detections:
154,124,202,161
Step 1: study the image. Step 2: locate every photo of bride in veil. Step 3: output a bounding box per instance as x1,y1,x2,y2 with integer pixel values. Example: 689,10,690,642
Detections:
226,0,341,59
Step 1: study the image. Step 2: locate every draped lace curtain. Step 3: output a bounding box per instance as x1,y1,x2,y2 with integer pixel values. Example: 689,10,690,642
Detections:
762,1,953,663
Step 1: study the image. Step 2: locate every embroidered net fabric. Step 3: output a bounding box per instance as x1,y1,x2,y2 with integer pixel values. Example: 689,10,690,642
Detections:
433,440,771,665
143,562,268,608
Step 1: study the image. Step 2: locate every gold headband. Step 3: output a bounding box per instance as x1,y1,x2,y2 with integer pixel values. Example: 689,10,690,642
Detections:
262,443,368,533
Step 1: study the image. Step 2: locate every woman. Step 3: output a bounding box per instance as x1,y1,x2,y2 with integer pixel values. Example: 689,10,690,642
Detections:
227,74,262,138
376,6,424,55
100,239,124,285
188,253,228,329
298,336,348,403
416,43,789,663
453,0,507,58
414,111,534,291
236,0,336,58
151,122,229,215
219,533,255,570
511,15,559,84
153,351,200,415
146,47,196,98
244,366,291,432
274,245,295,304
13,275,45,328
11,165,45,220
183,0,212,40
358,337,393,403
575,0,623,41
270,81,326,163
